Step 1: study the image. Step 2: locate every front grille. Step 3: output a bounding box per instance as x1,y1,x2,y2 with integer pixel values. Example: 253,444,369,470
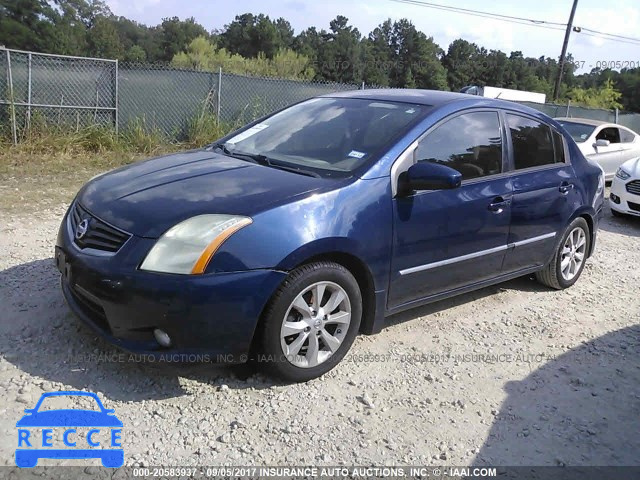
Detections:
626,180,640,196
629,201,640,212
70,203,130,253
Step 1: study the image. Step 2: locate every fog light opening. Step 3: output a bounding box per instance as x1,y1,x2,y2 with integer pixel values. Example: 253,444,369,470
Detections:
610,193,621,204
153,329,172,348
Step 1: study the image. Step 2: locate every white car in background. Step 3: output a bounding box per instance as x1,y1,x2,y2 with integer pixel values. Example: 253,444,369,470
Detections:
555,118,640,181
610,158,640,218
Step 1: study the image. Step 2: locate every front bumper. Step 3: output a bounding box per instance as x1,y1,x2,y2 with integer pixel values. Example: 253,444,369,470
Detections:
610,178,640,217
56,210,287,361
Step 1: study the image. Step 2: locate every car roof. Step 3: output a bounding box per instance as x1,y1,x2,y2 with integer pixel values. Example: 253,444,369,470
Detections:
38,391,99,398
322,88,545,115
554,117,609,127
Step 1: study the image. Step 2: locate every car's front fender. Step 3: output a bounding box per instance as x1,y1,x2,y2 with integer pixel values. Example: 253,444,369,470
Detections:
208,177,393,292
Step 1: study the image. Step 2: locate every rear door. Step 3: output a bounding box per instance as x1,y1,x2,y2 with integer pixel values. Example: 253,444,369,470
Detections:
388,110,512,309
618,127,640,164
501,113,578,273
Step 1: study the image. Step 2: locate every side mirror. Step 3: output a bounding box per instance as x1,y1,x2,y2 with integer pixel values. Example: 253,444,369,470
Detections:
399,162,462,195
594,139,610,147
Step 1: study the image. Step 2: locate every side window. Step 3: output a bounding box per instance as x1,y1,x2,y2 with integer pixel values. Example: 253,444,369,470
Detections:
507,114,555,169
414,111,502,181
552,130,566,164
596,127,621,144
620,129,636,143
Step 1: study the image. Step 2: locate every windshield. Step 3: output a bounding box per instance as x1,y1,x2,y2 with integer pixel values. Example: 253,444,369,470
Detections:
36,395,102,412
557,121,596,143
218,97,429,176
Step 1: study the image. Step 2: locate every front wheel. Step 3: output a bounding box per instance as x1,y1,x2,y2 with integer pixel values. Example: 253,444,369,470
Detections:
535,217,591,290
257,261,362,382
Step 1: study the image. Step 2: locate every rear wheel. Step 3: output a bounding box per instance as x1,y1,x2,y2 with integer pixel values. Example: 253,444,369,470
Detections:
535,217,590,290
257,261,362,382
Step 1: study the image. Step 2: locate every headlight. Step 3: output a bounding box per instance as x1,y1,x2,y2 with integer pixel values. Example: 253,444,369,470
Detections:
140,215,252,274
615,167,631,180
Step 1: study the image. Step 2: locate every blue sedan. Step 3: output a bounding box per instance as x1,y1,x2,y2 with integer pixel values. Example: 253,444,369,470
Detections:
56,89,605,382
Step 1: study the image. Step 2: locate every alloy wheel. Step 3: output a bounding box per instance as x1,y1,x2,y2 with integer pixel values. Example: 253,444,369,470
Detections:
560,227,587,281
280,281,352,368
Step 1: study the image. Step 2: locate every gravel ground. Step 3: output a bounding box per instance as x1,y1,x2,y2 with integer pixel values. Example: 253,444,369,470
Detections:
0,192,639,468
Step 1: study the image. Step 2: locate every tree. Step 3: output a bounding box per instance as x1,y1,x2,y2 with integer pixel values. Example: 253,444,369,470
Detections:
389,19,447,90
88,16,124,59
312,15,362,83
219,13,286,59
160,16,208,61
567,79,623,109
442,39,483,91
124,44,146,62
171,36,314,80
0,0,56,51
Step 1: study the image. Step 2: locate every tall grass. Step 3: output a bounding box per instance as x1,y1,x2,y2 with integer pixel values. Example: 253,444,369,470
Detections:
1,111,234,161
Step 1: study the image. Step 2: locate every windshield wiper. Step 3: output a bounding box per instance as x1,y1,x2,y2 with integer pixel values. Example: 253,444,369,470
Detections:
211,143,321,178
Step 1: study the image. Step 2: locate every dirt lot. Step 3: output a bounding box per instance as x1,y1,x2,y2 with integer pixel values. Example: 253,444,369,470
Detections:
0,163,639,468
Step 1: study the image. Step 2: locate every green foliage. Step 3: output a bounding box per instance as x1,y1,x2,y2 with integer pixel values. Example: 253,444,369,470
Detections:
566,79,623,109
89,16,124,59
171,37,314,80
119,117,167,154
159,16,209,61
219,13,293,59
124,44,146,62
1,2,640,112
185,95,230,148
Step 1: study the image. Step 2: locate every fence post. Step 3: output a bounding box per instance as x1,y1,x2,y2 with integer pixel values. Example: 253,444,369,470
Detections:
615,108,619,124
566,100,570,117
27,52,32,130
114,59,119,134
217,67,222,124
6,50,17,145
361,81,365,90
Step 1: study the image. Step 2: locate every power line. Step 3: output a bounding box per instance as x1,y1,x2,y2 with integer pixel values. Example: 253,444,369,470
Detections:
390,0,640,46
390,0,567,29
578,27,640,45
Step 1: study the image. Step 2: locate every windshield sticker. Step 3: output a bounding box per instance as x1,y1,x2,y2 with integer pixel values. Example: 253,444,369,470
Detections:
226,124,269,144
348,150,366,159
405,108,416,114
580,134,588,139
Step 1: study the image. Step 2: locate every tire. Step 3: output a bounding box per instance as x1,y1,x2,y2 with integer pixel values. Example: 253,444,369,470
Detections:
257,261,362,382
535,217,591,290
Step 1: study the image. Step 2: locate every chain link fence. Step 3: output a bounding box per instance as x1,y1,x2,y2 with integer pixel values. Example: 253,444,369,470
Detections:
2,47,640,144
518,100,640,133
0,48,117,143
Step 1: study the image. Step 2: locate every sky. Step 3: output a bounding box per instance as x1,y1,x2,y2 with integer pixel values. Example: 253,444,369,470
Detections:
104,0,640,74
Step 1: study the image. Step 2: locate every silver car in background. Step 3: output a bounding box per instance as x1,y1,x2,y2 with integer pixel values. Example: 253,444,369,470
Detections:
555,117,640,181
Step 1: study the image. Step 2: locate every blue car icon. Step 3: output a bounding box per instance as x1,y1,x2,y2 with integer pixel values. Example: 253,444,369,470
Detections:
15,391,123,468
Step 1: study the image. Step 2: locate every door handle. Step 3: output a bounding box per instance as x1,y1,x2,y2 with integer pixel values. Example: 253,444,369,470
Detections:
488,196,510,213
559,182,574,195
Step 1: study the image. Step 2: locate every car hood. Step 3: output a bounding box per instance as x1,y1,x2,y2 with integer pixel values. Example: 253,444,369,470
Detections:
77,149,331,237
620,157,640,177
16,410,123,427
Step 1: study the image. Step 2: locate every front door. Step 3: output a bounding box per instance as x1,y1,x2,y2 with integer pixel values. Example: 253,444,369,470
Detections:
590,126,622,177
388,110,512,309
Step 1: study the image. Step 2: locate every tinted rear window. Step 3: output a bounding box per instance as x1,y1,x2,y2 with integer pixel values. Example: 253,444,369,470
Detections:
507,114,556,170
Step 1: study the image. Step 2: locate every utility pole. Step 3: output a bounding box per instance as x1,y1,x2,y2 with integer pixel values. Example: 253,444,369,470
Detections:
553,0,579,101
